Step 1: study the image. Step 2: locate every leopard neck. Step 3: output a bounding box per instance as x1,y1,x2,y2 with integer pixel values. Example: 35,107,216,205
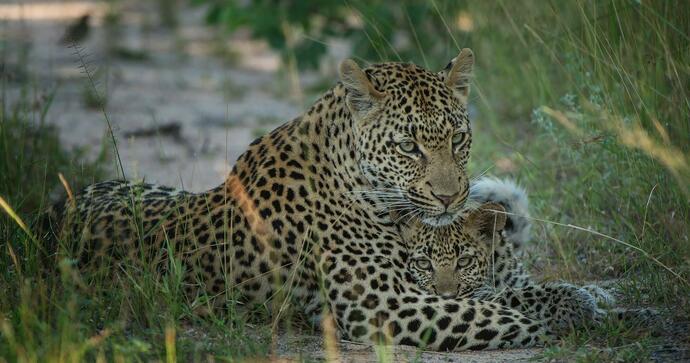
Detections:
287,84,388,210
321,85,372,193
215,83,387,218
319,85,392,217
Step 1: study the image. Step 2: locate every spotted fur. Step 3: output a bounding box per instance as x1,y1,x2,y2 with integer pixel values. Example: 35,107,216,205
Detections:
52,51,565,351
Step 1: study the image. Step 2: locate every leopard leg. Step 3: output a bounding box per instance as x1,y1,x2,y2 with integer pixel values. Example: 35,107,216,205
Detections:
479,282,603,335
320,252,555,351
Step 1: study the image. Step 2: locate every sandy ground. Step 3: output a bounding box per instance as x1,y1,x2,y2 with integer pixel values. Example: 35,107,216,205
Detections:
271,333,540,362
2,0,309,192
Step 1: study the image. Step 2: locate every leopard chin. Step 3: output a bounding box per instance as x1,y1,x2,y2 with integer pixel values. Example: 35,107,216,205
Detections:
421,211,460,226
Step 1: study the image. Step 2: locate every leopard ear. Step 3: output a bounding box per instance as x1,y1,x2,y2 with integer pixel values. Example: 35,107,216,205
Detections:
465,202,506,240
440,48,474,102
339,59,385,118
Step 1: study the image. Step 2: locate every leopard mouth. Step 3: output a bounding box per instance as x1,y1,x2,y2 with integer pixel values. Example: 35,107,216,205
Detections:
393,190,463,225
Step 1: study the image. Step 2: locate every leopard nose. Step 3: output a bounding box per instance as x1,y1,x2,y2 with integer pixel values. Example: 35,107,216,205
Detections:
431,191,459,208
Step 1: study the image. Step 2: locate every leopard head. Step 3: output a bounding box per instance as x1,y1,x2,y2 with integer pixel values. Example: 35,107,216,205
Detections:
339,50,474,226
400,202,507,298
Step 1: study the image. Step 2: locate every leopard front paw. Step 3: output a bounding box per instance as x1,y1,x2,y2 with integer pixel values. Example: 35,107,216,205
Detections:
608,307,663,327
544,282,600,334
581,284,617,307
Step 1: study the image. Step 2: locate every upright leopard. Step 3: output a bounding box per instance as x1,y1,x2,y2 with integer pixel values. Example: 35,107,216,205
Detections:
50,50,583,351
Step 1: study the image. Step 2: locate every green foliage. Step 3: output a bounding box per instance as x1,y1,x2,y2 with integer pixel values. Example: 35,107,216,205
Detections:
347,1,465,67
201,0,334,68
198,0,464,68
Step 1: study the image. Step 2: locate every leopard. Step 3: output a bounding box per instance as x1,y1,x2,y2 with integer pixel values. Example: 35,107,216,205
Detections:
399,203,494,300
400,197,661,335
49,49,590,351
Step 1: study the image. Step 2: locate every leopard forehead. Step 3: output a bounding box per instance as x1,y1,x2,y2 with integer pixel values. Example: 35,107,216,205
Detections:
406,221,490,296
365,62,457,102
412,223,485,261
363,62,470,138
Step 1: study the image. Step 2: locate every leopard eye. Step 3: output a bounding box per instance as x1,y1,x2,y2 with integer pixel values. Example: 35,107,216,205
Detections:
456,256,472,269
414,258,432,271
451,132,466,145
398,141,418,153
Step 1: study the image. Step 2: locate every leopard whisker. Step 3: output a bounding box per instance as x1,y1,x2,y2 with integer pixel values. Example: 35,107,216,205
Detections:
345,190,403,197
394,207,423,224
378,204,414,212
469,165,494,183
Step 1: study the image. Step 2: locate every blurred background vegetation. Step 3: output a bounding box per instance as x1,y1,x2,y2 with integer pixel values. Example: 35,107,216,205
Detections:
1,0,688,361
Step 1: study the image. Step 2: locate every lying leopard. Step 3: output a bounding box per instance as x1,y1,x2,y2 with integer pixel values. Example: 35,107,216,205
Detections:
401,183,659,333
49,50,601,351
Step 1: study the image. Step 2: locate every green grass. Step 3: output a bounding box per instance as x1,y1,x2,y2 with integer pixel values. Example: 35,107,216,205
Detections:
468,0,689,290
457,1,690,359
1,0,689,362
0,87,272,361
